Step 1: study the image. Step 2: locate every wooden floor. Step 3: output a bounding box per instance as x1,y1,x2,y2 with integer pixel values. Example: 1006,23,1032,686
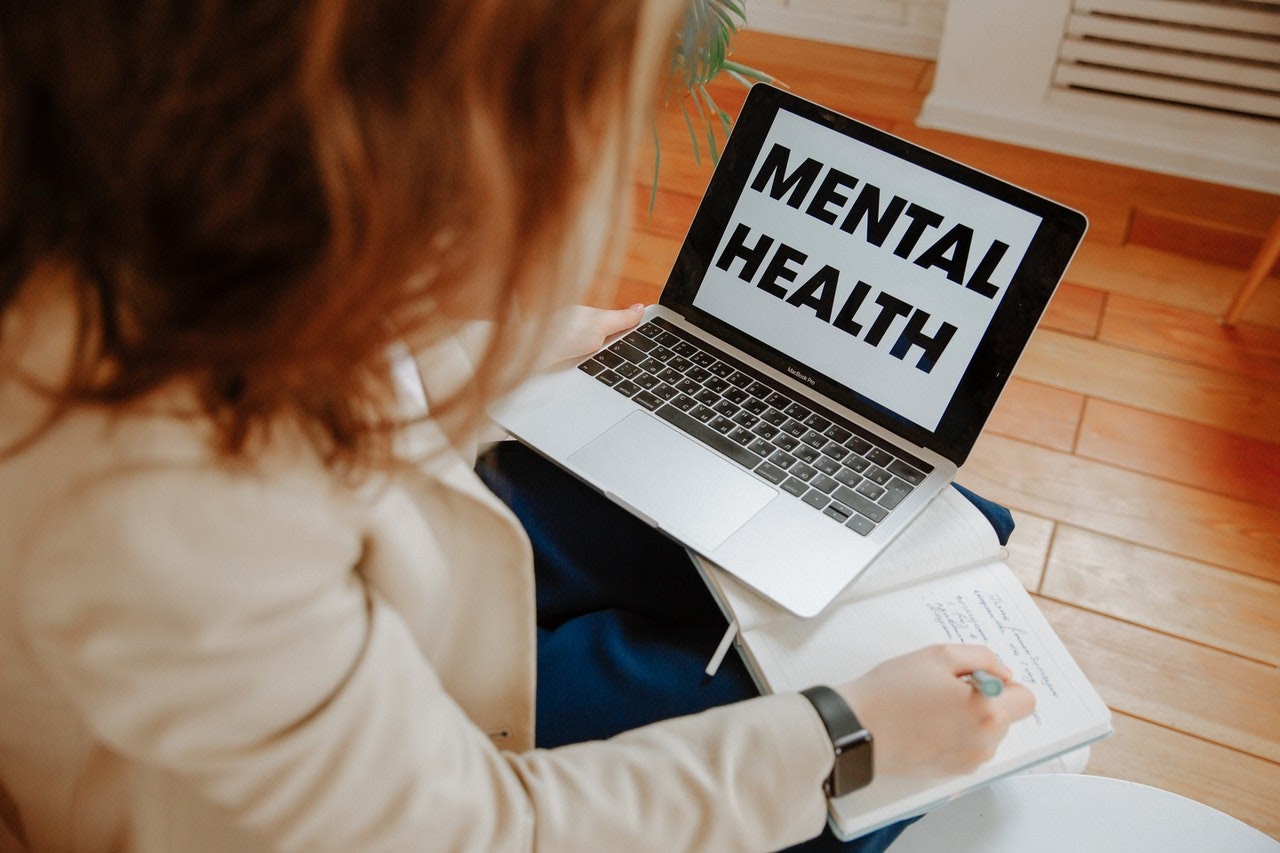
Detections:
605,31,1280,839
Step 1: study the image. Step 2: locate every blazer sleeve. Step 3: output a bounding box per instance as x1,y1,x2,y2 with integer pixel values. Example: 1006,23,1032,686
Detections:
16,465,835,853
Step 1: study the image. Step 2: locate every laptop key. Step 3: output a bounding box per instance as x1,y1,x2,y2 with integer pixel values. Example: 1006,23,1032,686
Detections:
813,456,840,476
811,474,839,494
653,405,762,470
690,404,716,423
709,416,736,435
864,465,892,485
595,350,625,370
747,438,774,457
633,391,663,411
704,376,731,394
671,341,698,357
790,462,818,482
578,359,605,376
614,379,641,397
768,450,798,470
780,477,808,498
824,502,853,523
793,444,820,464
671,393,697,412
831,486,889,523
855,480,885,501
879,477,913,510
845,514,876,536
833,467,862,488
803,413,831,432
887,459,928,484
821,443,851,463
751,422,780,441
763,392,790,409
595,369,622,387
801,489,829,510
648,346,674,361
781,419,808,438
800,429,828,449
625,333,658,353
774,434,801,453
608,340,649,363
865,447,894,467
823,424,852,443
755,461,787,484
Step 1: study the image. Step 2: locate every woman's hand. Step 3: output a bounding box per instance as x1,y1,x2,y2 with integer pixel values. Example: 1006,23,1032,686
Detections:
541,304,646,372
835,644,1036,779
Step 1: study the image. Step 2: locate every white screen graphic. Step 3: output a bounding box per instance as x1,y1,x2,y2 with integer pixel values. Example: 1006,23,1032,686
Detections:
692,110,1043,431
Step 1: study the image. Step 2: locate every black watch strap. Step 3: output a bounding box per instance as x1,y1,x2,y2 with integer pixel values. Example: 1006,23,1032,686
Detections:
800,685,874,797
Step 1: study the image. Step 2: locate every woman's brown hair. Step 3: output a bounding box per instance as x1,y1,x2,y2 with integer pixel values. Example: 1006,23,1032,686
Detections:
0,0,684,472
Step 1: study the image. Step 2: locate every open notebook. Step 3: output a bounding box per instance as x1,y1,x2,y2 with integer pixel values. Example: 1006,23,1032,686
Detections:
692,486,1112,841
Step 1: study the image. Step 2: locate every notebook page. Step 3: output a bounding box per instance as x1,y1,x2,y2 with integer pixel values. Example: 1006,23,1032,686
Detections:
744,560,1110,838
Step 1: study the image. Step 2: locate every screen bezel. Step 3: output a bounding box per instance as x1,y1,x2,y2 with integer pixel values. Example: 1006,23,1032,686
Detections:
658,84,1088,467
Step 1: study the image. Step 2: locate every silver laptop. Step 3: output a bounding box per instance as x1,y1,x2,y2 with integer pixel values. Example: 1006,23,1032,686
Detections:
492,84,1086,617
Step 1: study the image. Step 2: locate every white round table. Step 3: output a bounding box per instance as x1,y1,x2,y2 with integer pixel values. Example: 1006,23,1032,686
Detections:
888,774,1277,852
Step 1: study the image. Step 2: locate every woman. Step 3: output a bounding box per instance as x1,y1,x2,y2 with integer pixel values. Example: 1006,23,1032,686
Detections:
0,2,1034,851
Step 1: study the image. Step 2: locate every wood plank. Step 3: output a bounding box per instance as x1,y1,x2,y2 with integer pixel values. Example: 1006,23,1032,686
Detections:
983,377,1084,453
1098,293,1280,384
731,30,930,100
1040,282,1106,339
1015,328,1280,445
1127,206,1270,270
1036,596,1280,763
1068,242,1280,328
1084,712,1280,840
959,433,1280,583
619,230,684,292
1042,525,1280,664
1076,399,1280,509
1005,510,1054,592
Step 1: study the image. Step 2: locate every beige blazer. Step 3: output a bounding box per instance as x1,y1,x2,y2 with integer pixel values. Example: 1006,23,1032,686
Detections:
0,298,833,852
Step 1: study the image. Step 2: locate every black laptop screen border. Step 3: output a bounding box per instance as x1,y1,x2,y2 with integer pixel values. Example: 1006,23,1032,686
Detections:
658,84,1087,467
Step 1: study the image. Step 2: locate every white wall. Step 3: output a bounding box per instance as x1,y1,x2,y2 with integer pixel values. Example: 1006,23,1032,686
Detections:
746,0,948,58
746,0,1280,193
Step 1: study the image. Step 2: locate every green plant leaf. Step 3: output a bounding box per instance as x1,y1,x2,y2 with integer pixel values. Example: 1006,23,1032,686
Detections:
650,1,777,212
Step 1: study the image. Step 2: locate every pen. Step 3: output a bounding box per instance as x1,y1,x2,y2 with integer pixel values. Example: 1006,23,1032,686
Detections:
964,669,1005,697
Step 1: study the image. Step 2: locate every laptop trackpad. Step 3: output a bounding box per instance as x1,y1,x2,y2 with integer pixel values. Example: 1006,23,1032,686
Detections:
568,412,775,551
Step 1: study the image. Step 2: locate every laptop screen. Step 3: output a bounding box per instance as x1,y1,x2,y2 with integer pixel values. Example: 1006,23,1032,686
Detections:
661,84,1086,466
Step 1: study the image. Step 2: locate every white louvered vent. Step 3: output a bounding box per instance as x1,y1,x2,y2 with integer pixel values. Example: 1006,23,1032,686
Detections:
1054,0,1280,122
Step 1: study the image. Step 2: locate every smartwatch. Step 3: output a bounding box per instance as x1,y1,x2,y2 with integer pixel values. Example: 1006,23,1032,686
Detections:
800,685,874,797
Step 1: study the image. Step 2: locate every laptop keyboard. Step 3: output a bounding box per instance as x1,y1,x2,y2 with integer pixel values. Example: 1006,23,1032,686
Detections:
577,317,932,536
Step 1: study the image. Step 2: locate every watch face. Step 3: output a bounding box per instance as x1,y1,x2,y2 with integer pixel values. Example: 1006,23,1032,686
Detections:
829,732,874,797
